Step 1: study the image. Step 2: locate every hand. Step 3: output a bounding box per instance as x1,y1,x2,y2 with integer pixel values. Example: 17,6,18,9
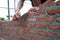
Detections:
12,11,20,21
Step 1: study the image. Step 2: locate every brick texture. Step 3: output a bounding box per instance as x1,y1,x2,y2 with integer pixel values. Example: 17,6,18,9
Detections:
49,25,60,30
57,33,60,38
39,31,54,37
34,24,46,29
0,0,60,40
38,17,53,22
56,17,60,22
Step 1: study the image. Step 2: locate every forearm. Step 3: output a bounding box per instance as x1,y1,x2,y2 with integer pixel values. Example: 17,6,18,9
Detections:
16,0,24,12
32,0,41,7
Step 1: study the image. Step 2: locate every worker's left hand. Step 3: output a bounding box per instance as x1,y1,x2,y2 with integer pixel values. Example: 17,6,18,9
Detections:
12,11,20,21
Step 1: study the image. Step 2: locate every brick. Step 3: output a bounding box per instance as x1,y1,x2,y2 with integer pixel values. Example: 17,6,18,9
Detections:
23,34,32,38
48,9,57,15
39,10,46,14
19,37,26,40
56,9,60,13
19,19,26,22
56,1,60,5
29,30,36,34
9,33,15,37
49,25,60,30
17,31,23,35
26,24,32,28
7,24,21,26
56,17,60,22
8,28,14,31
33,12,39,15
33,10,46,15
34,24,46,29
19,28,26,32
0,33,2,37
27,12,32,16
38,17,53,22
57,33,60,38
48,9,60,14
40,31,54,37
27,18,36,22
34,36,45,40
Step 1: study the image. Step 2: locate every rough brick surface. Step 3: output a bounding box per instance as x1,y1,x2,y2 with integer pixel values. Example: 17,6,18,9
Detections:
38,17,53,22
34,24,46,29
39,31,54,37
0,0,60,40
49,25,60,30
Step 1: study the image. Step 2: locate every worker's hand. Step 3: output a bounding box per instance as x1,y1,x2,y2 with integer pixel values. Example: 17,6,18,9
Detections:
12,11,20,21
28,7,39,12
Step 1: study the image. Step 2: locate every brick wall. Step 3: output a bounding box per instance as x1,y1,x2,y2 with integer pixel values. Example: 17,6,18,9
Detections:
0,1,60,40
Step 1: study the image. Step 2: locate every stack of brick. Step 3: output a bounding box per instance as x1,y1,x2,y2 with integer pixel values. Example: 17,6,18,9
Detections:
0,0,60,40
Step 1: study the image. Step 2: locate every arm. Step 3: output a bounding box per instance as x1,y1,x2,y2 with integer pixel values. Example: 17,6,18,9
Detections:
16,0,25,12
12,0,25,21
32,0,41,7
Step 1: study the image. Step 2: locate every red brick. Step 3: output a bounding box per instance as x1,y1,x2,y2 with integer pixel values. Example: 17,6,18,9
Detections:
48,9,57,15
38,17,53,22
56,9,60,13
49,25,60,30
16,36,20,39
17,31,23,35
39,10,46,14
27,18,36,22
8,28,14,31
56,1,60,5
34,24,46,29
40,31,54,37
19,37,26,40
27,12,32,16
34,10,46,15
0,32,2,37
26,24,32,28
56,17,60,22
57,33,60,38
19,28,26,32
23,34,32,38
19,19,26,22
29,30,36,34
10,33,15,37
34,36,45,40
